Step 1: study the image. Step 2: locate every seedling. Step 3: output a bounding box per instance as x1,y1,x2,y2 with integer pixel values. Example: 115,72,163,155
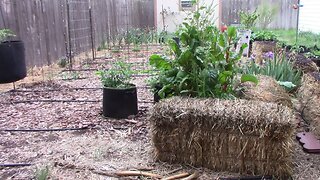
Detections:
35,166,49,180
0,29,15,42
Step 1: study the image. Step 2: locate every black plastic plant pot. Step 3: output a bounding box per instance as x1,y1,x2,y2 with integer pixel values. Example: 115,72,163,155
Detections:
103,85,138,119
0,41,26,84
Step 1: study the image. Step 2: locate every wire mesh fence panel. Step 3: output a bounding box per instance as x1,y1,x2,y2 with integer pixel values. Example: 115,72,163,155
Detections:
0,0,155,68
0,0,68,67
91,0,155,52
66,0,92,67
220,0,297,29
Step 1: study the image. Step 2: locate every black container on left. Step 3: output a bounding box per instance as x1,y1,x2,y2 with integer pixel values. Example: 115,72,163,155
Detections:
0,41,26,84
103,85,138,119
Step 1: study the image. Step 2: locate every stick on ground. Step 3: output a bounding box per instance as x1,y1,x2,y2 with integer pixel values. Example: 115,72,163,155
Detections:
162,172,190,180
115,170,162,179
181,172,199,180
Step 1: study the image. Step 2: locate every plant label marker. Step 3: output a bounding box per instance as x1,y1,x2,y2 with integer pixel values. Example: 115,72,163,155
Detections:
296,132,320,153
236,30,251,57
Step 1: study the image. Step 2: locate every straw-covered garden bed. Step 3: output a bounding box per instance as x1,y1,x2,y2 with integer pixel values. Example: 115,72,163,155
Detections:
289,53,319,73
238,75,293,108
150,97,295,178
298,72,320,136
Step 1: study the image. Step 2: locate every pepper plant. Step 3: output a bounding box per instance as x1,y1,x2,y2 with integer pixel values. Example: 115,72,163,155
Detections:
96,61,134,89
149,3,257,99
0,29,15,42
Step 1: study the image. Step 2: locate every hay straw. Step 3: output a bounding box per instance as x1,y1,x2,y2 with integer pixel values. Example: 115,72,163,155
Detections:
298,72,320,136
290,53,319,73
239,75,292,108
149,97,295,179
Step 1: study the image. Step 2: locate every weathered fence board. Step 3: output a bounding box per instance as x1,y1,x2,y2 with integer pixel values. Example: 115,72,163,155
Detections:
221,0,298,29
0,0,154,68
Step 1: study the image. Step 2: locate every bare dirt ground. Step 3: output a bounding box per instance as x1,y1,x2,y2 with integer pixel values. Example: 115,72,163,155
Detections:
0,46,320,180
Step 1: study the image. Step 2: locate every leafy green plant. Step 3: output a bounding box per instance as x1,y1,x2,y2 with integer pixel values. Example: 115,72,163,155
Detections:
130,28,143,49
312,50,320,56
97,41,107,51
251,30,277,41
124,30,133,46
277,81,296,89
305,50,320,59
242,54,302,91
116,32,124,48
61,71,80,80
0,29,15,42
239,10,259,29
149,28,157,44
96,61,134,88
149,3,257,99
57,57,69,68
35,166,49,180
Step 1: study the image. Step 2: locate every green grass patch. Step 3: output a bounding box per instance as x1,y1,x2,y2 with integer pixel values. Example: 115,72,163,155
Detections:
264,29,320,48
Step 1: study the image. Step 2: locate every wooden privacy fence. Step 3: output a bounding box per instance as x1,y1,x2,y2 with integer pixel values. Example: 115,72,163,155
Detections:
220,0,298,29
0,0,154,68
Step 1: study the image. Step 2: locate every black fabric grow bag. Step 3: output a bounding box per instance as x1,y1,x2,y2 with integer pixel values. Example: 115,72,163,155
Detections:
103,85,138,119
0,41,26,84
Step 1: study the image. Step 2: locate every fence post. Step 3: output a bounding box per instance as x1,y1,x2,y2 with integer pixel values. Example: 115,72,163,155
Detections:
89,7,95,60
66,0,73,69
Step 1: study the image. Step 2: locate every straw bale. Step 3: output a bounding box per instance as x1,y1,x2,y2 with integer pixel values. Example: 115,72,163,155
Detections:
297,72,320,136
252,41,276,64
238,75,292,108
149,97,295,179
289,53,319,73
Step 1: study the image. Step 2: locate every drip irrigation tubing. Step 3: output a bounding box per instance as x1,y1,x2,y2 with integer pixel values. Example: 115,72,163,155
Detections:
61,77,88,81
5,86,150,93
0,125,93,132
1,99,154,104
132,74,155,77
82,61,148,65
93,57,113,60
61,68,99,72
138,100,154,104
219,175,273,180
2,99,101,104
0,163,32,168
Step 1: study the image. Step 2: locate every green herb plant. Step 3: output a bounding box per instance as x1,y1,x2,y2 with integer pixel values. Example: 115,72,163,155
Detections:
239,10,259,30
116,32,124,49
124,29,133,47
149,2,257,99
0,29,15,42
57,57,69,68
130,28,143,52
242,54,302,92
96,61,134,88
251,30,277,41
